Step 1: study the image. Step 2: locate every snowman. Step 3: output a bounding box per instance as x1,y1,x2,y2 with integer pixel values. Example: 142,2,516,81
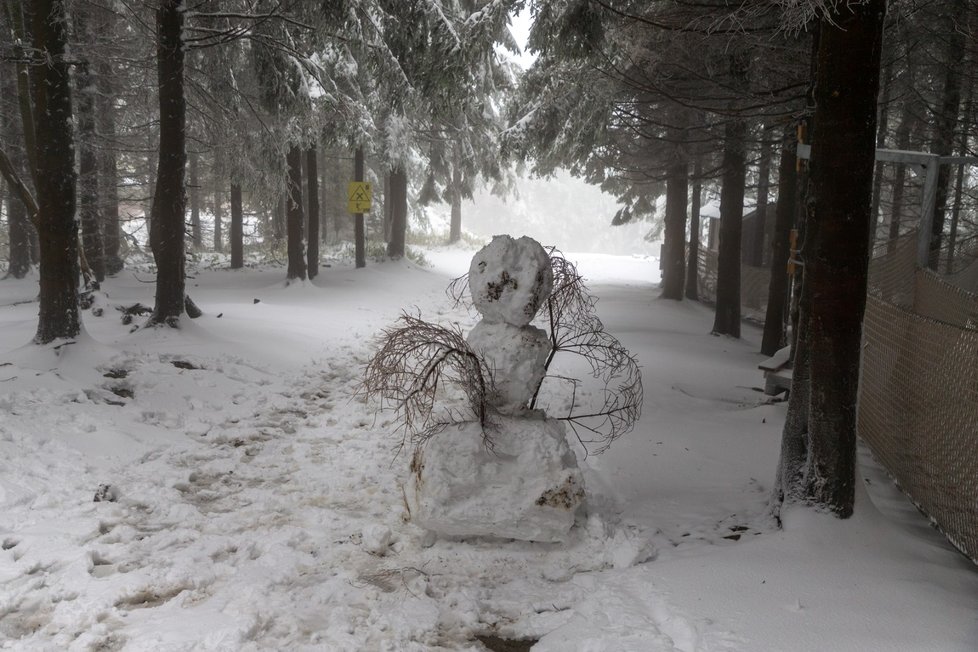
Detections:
408,235,585,543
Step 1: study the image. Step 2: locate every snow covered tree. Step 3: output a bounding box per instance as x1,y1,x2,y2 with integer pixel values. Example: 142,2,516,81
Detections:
512,1,809,311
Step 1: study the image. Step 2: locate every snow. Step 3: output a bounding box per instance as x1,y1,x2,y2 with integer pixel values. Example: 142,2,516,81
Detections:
467,235,552,327
1,245,976,650
413,236,581,542
408,416,584,543
467,320,549,414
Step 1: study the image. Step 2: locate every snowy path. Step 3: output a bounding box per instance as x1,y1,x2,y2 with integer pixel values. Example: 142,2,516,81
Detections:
0,343,716,651
2,251,976,651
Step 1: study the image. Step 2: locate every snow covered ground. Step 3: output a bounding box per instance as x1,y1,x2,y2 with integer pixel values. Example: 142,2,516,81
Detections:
1,245,976,651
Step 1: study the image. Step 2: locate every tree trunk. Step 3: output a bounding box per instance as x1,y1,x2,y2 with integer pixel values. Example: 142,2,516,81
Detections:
869,54,893,240
213,187,223,251
189,153,201,249
684,161,702,300
0,67,31,279
387,165,407,259
75,5,105,283
31,0,80,343
944,77,973,274
774,288,811,508
5,0,38,182
286,145,306,281
274,195,286,245
780,0,886,518
4,1,40,265
306,145,320,278
319,146,331,244
712,117,748,337
448,165,462,244
5,186,31,279
661,157,688,300
147,0,187,327
230,183,243,269
751,133,771,267
887,104,914,247
927,0,966,270
383,171,392,242
96,45,123,275
761,128,798,357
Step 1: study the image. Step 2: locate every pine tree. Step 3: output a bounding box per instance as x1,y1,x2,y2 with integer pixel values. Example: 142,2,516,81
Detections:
774,0,887,518
147,0,188,327
31,0,81,343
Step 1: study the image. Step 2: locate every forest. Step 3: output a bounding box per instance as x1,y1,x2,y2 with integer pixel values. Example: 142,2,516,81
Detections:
1,1,977,650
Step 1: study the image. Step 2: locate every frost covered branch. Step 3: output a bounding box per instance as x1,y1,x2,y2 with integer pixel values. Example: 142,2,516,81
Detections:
362,313,494,453
449,248,643,453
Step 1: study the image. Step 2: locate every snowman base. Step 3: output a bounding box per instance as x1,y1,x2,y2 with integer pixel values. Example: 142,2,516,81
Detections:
408,414,585,543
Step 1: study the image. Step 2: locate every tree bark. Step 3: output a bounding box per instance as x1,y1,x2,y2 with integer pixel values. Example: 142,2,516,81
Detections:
320,146,332,244
761,128,798,357
189,152,201,249
147,0,187,327
96,43,123,275
661,157,688,300
230,183,243,268
213,187,223,251
274,195,286,245
4,184,31,279
448,165,462,244
4,0,38,182
927,0,966,270
31,0,80,343
684,161,702,300
306,145,320,278
887,103,914,247
4,1,40,265
387,165,408,259
286,145,306,281
782,0,886,518
869,54,893,239
712,117,748,337
751,134,771,267
75,4,105,283
944,72,973,274
0,67,31,278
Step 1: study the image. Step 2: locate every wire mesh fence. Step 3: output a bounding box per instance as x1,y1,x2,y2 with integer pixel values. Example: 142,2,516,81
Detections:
861,232,978,563
695,218,978,561
696,248,771,316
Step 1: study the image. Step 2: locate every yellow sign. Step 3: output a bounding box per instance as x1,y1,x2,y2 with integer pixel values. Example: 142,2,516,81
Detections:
347,182,372,213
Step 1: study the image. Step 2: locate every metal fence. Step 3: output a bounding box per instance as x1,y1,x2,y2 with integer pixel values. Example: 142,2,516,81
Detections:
860,231,978,562
696,248,771,316
697,228,978,561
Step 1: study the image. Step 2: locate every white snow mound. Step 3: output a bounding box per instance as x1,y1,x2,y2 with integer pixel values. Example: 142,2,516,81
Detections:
467,320,550,415
468,234,553,326
408,415,584,543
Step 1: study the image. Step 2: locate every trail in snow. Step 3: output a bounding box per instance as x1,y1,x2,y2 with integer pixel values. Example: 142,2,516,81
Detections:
2,250,975,651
